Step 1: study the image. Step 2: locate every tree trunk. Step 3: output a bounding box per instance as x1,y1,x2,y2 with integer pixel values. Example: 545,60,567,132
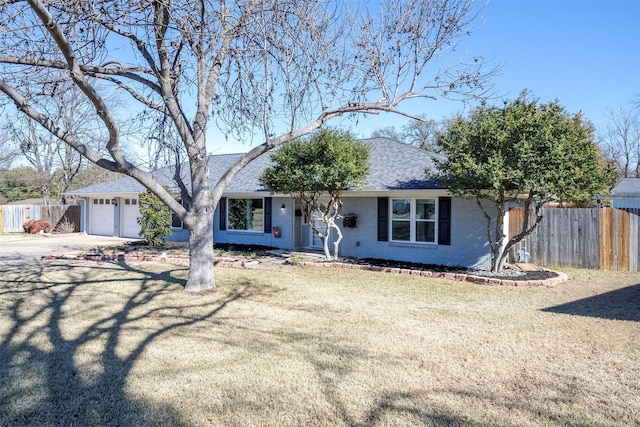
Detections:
184,205,215,292
492,247,507,274
321,232,332,260
329,221,342,260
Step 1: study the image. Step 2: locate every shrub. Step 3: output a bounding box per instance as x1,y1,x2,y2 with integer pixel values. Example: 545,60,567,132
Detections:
23,220,51,234
55,217,77,233
137,189,172,246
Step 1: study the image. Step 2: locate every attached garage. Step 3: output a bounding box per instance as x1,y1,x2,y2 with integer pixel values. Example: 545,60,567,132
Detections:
121,198,141,238
91,198,115,236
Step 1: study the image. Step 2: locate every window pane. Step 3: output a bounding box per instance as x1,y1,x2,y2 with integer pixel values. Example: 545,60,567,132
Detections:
228,198,264,231
392,199,411,219
416,199,435,220
171,199,187,229
391,220,410,241
416,221,435,243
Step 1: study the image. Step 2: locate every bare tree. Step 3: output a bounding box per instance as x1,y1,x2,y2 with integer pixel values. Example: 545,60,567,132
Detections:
0,0,495,292
0,134,18,168
371,126,404,142
601,104,640,178
6,117,56,206
372,114,442,152
403,115,442,152
3,79,107,207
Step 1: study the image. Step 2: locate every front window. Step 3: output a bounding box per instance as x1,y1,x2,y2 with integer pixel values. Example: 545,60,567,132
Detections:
228,198,264,231
391,198,436,243
171,199,188,229
392,199,411,241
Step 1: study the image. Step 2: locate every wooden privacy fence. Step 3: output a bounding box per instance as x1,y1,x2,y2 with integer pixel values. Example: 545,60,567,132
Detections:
509,207,640,272
0,205,80,233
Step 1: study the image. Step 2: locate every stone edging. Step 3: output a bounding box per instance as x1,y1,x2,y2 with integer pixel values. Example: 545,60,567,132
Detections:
289,261,567,287
42,252,568,287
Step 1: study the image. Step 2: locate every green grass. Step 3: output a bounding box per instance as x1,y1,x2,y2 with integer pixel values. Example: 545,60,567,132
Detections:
0,261,638,426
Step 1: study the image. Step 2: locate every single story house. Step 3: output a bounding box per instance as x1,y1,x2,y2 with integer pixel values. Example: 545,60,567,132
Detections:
66,137,503,268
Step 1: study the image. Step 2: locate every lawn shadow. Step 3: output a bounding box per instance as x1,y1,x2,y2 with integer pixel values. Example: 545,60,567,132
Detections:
542,283,640,322
279,329,489,426
0,260,254,426
356,390,492,427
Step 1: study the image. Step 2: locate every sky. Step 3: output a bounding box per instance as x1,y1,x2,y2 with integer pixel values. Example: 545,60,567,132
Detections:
211,0,640,154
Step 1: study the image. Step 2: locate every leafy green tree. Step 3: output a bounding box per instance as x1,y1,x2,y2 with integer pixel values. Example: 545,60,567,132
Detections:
434,92,617,273
260,129,369,260
137,189,172,246
0,167,42,203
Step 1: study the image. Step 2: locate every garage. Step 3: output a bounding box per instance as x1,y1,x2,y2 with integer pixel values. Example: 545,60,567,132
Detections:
91,198,115,236
121,198,141,238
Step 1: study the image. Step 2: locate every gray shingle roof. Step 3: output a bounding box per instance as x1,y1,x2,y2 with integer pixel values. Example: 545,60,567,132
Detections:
611,178,640,196
66,137,443,196
64,167,183,195
362,137,443,190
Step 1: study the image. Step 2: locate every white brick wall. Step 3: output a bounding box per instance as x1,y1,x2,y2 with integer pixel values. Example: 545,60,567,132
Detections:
205,193,499,269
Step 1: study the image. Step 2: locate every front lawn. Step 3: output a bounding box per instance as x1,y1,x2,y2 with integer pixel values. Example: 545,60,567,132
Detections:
0,261,638,426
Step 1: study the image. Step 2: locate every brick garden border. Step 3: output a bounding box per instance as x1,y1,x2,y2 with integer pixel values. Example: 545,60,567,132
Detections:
43,252,568,287
290,261,568,287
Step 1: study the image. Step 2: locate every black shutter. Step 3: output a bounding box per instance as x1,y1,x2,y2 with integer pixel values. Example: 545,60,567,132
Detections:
264,197,272,233
377,197,389,241
438,197,451,245
219,197,227,231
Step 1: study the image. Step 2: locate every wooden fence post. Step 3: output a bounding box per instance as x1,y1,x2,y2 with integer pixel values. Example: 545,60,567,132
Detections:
600,208,614,270
617,209,631,271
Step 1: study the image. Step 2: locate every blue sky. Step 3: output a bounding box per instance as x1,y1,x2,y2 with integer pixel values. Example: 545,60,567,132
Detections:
211,0,640,154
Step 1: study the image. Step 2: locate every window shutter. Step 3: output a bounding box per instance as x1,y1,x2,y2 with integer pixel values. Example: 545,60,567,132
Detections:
219,197,227,231
377,197,389,241
264,197,272,233
438,197,451,245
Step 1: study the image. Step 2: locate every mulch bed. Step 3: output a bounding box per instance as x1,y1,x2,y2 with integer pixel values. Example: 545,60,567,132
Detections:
56,242,564,287
354,258,559,282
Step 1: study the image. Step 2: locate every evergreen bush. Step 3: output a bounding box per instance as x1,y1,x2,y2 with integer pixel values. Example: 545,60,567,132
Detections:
137,189,172,246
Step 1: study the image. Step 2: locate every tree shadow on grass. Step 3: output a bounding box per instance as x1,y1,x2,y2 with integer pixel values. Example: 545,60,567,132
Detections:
542,283,640,322
271,329,491,426
0,260,256,426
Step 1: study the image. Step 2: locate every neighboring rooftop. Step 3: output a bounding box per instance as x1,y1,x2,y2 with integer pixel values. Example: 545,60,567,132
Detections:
610,178,640,197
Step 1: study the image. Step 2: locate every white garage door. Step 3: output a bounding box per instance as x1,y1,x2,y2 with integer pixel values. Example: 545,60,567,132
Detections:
121,198,141,238
91,198,115,236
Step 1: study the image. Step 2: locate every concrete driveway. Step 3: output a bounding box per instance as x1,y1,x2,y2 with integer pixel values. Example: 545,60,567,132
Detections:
0,233,137,264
